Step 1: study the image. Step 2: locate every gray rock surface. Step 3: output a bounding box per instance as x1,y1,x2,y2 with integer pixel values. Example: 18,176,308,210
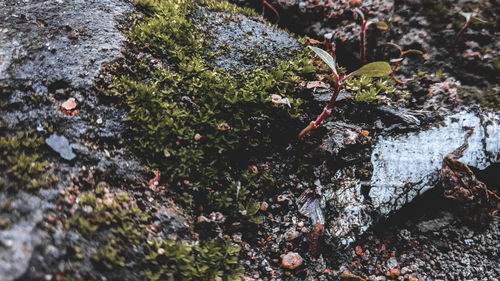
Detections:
0,0,131,280
46,134,76,160
201,11,300,71
0,0,130,90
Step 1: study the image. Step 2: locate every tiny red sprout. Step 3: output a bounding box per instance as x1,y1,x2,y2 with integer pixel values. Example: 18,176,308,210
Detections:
261,0,280,23
299,46,391,139
386,42,428,84
454,12,488,53
355,8,389,64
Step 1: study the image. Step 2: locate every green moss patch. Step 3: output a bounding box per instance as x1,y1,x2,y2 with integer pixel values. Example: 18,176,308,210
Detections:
0,130,57,191
103,0,314,222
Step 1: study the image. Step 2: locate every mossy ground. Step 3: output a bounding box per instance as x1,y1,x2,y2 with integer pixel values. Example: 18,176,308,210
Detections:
0,130,57,191
58,0,318,279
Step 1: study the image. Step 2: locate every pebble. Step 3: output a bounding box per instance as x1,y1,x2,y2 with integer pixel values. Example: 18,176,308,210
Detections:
61,97,77,110
46,134,76,160
281,252,302,270
284,227,300,241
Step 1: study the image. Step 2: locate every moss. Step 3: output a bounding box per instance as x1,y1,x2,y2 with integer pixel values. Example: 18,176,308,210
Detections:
69,190,148,242
435,70,447,81
345,76,399,104
0,130,57,191
201,0,261,18
65,186,242,280
104,0,314,222
460,87,500,111
143,238,242,281
93,0,319,278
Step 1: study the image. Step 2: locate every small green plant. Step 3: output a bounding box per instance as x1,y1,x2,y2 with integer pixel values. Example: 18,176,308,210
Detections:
386,42,429,84
143,238,242,281
345,76,398,103
454,12,487,53
355,8,388,64
298,46,392,139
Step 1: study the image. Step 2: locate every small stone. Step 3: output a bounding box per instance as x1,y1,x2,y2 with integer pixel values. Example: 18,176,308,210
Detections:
340,269,366,281
61,97,77,111
355,245,363,255
218,122,230,131
281,252,303,270
284,227,300,241
157,248,165,255
349,0,362,6
96,118,103,124
46,134,76,160
260,201,268,211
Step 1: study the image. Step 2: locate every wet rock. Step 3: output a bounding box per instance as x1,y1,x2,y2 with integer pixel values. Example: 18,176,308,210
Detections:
200,11,300,71
45,134,76,161
281,252,303,269
0,0,130,90
370,111,499,214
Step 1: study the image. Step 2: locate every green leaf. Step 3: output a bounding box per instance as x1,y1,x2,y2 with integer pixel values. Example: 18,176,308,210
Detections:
308,46,338,76
351,62,392,77
374,21,389,30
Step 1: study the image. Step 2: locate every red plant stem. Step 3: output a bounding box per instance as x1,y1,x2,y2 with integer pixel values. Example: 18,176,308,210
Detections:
262,0,280,23
298,76,344,139
360,22,366,64
391,53,404,84
313,76,344,127
454,20,471,52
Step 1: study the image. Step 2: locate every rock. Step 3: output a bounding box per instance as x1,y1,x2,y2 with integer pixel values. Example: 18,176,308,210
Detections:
0,192,45,281
281,252,303,270
417,212,453,233
200,10,300,71
324,110,500,244
45,134,76,160
284,227,300,241
0,0,130,90
340,269,366,281
60,97,77,111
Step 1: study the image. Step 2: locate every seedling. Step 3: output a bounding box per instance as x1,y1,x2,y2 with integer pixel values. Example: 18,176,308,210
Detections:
386,42,429,84
355,8,388,64
454,12,487,53
306,32,335,57
262,0,279,23
298,46,392,139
